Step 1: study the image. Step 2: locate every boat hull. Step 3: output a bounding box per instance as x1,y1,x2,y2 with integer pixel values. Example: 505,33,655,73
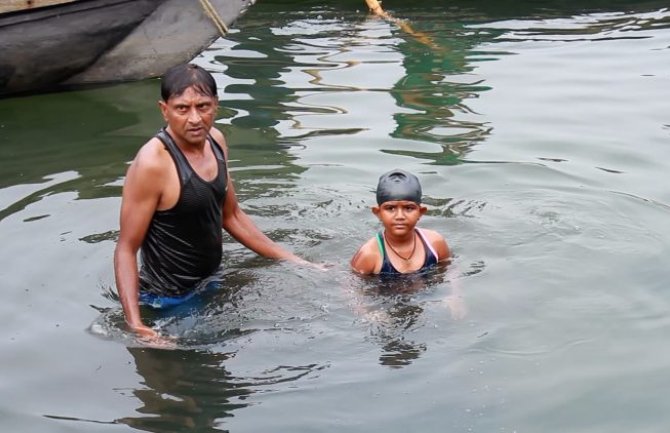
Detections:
69,0,256,85
0,0,255,97
0,0,166,96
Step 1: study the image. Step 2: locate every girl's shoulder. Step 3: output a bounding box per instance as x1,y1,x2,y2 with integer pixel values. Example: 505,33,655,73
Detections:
351,236,383,275
417,227,443,242
417,227,450,261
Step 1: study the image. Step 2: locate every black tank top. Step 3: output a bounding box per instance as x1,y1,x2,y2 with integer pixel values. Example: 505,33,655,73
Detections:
139,128,228,296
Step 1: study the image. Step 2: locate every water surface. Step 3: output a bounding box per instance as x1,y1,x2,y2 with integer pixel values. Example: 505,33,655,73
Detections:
1,1,670,432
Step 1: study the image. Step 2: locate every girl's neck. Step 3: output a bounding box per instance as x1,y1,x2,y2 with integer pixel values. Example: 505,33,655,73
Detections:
383,227,417,244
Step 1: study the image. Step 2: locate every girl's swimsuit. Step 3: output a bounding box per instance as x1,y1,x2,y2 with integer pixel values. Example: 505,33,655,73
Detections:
376,228,439,275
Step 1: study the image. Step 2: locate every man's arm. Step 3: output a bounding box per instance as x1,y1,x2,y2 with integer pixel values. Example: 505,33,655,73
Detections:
221,176,307,262
213,129,306,263
114,143,165,338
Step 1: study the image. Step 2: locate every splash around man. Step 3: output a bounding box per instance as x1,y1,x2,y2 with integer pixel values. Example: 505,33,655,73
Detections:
114,64,309,342
350,169,451,275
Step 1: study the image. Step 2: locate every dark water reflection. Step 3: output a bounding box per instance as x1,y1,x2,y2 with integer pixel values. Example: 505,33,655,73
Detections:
118,348,249,433
349,265,462,369
0,81,160,224
118,348,326,433
0,81,159,188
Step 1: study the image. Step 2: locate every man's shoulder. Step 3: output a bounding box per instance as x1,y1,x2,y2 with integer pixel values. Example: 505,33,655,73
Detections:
131,137,173,176
208,127,227,146
126,137,174,183
208,128,230,162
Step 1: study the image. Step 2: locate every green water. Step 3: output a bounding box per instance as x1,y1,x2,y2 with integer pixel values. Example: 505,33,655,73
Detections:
1,1,670,432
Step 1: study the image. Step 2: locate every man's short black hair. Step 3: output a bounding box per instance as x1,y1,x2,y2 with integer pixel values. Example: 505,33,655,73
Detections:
160,63,217,101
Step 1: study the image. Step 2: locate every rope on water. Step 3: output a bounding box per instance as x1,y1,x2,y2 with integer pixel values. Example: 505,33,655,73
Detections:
364,0,391,20
363,0,436,48
199,0,229,37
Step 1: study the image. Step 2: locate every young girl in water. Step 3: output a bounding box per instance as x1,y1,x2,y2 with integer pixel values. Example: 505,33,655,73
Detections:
350,169,451,275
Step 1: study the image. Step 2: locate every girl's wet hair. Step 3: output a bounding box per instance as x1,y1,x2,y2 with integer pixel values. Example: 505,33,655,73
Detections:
160,63,217,101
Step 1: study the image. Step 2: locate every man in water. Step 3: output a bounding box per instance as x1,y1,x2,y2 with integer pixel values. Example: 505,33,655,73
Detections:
114,63,309,342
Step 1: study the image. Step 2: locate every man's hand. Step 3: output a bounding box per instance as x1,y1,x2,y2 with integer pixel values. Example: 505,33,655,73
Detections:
282,254,331,271
130,323,176,349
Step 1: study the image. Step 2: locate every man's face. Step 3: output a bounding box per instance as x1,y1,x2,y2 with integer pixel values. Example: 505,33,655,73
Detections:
159,86,218,146
372,200,426,237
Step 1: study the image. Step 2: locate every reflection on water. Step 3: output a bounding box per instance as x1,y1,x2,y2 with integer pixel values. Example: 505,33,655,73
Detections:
372,301,428,369
388,18,494,163
0,80,160,189
0,81,161,223
118,348,250,433
119,346,322,433
351,266,450,369
89,267,328,433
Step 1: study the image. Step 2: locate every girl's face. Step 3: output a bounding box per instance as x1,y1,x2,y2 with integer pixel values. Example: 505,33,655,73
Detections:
373,200,427,237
